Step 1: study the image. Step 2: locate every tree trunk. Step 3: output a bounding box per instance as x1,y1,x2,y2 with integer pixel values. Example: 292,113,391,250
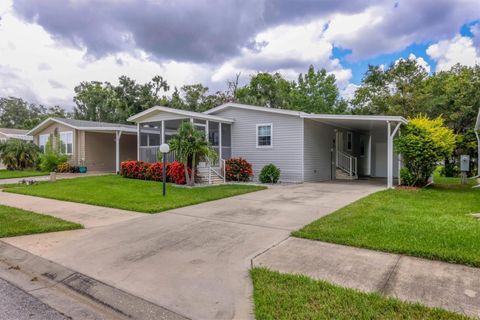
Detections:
183,161,191,186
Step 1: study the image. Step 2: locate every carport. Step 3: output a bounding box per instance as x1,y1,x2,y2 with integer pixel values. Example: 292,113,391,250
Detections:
302,114,408,188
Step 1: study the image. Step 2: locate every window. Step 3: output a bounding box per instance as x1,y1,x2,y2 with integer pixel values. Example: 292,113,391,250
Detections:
257,124,272,148
347,131,353,151
39,134,49,153
59,131,73,155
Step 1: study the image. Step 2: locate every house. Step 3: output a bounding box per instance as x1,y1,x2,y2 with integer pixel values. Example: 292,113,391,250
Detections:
28,118,137,172
128,103,407,188
0,128,33,142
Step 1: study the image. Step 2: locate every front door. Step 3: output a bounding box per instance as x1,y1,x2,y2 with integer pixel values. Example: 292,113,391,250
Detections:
359,134,371,176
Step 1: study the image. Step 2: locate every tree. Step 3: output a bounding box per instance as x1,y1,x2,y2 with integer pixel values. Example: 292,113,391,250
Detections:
235,72,293,109
0,97,71,129
169,122,216,186
0,139,40,170
351,59,428,116
395,115,456,186
73,75,170,123
291,65,342,113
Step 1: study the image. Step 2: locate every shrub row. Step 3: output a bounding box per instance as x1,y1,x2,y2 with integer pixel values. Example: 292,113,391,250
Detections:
120,160,191,185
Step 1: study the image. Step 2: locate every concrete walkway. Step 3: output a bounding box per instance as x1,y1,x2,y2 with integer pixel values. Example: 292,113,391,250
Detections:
253,238,480,318
0,181,382,320
0,172,108,185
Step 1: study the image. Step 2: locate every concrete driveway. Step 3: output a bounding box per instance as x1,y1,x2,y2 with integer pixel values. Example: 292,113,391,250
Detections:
3,181,382,320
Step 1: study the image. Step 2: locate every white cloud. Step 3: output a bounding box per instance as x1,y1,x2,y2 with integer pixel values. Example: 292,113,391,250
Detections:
211,20,352,89
426,34,480,71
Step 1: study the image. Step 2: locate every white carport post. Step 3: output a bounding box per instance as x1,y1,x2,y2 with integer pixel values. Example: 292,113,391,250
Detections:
387,121,402,189
115,130,122,173
136,124,140,160
218,122,223,160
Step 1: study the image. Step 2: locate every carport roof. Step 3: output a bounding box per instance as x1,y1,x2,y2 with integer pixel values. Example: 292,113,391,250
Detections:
302,114,407,131
27,117,137,136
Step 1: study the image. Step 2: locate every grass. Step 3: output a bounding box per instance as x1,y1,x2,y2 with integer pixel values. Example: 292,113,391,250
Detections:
0,204,82,238
293,176,480,267
250,268,471,320
3,175,266,213
0,169,47,179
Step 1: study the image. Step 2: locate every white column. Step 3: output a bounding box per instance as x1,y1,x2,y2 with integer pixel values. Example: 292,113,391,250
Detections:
190,117,194,124
136,123,140,161
115,130,122,173
205,120,209,142
387,121,393,189
218,122,223,161
161,120,165,144
398,129,402,186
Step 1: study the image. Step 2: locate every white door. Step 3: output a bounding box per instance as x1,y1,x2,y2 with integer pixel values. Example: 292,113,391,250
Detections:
359,135,371,176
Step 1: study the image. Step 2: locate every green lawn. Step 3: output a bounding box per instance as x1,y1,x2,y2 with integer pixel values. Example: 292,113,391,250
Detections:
293,177,480,267
3,175,266,213
0,169,47,179
251,268,470,320
0,205,82,238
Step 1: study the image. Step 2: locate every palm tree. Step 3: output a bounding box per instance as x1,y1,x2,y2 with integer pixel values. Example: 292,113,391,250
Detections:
169,122,217,186
0,140,40,170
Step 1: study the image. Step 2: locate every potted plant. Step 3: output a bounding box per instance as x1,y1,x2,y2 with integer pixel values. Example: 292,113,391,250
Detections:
79,159,87,173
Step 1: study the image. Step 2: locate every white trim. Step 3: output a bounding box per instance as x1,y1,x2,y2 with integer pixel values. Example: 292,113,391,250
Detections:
127,105,234,123
136,123,140,160
302,114,408,124
256,123,273,148
27,117,137,136
59,131,74,155
205,103,305,117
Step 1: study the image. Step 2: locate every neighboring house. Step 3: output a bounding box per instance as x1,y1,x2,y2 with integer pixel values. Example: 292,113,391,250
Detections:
128,103,407,188
28,118,137,172
0,128,34,169
0,128,33,142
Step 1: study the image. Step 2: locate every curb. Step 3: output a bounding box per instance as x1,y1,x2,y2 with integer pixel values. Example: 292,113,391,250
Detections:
0,241,189,320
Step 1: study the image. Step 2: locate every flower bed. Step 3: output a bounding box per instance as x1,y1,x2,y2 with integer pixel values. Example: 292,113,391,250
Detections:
225,158,253,182
120,160,190,184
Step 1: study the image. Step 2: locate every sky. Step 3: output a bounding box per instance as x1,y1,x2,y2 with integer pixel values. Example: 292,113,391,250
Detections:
0,0,479,110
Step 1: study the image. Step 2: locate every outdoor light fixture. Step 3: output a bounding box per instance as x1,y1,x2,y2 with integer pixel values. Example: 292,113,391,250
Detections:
159,143,170,196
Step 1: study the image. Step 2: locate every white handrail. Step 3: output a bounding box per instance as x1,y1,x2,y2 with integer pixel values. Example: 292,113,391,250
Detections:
336,150,358,176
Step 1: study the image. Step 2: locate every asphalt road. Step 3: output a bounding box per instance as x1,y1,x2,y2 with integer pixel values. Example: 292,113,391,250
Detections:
0,278,67,320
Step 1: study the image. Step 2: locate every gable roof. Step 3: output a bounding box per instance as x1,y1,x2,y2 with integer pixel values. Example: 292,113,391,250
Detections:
127,105,234,123
27,118,137,136
0,128,33,141
205,103,407,124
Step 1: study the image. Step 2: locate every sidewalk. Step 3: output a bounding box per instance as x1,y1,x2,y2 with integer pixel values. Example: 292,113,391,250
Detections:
0,172,108,185
0,191,143,228
253,237,480,318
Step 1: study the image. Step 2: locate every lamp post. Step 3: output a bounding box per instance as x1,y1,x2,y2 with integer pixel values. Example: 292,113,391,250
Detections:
159,143,170,196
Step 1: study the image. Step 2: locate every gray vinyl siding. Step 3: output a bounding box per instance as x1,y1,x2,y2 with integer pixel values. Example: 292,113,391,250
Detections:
370,126,399,178
211,108,304,183
303,119,335,182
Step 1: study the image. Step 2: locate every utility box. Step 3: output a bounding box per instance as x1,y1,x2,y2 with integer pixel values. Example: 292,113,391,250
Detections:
460,155,470,172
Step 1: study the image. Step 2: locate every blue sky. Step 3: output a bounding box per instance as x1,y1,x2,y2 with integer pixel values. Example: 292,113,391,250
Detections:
0,1,479,108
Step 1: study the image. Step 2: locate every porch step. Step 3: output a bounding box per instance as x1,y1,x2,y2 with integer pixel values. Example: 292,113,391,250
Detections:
196,168,225,185
335,168,358,180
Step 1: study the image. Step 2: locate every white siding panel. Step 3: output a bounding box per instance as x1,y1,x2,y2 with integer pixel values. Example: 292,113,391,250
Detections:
212,108,304,183
370,127,399,178
303,120,335,182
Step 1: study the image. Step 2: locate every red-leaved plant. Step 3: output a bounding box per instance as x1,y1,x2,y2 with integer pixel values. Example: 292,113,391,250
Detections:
120,160,150,180
225,157,253,182
167,161,192,185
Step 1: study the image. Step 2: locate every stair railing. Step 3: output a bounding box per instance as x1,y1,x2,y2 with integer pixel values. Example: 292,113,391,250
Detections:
336,150,358,177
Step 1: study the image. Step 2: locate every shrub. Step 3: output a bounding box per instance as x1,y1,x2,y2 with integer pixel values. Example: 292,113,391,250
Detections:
259,164,281,183
39,152,68,172
57,162,70,173
120,160,150,180
395,115,456,187
0,139,40,170
400,167,416,186
147,162,170,181
69,166,80,173
225,158,253,182
167,161,191,185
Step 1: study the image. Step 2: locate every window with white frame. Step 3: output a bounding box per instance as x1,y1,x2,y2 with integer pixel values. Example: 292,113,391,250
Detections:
347,131,353,151
39,134,49,153
59,131,73,155
257,124,272,147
